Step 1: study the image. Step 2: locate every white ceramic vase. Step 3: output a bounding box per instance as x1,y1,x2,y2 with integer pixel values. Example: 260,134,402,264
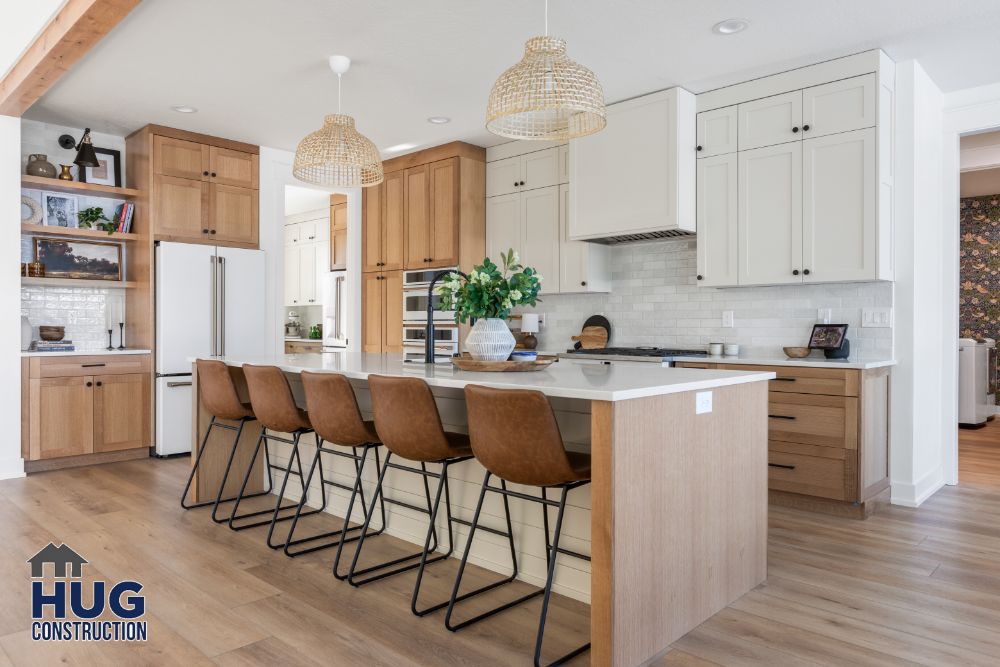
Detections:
465,318,516,361
21,316,32,351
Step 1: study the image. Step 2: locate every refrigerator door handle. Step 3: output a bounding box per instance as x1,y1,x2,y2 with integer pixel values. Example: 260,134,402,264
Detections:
210,255,218,356
219,256,226,356
335,275,344,340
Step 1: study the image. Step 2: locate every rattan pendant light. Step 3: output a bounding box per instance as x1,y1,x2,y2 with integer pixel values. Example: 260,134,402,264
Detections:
486,0,606,140
294,55,383,188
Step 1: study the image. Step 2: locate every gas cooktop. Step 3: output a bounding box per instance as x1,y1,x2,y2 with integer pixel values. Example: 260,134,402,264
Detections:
565,347,708,358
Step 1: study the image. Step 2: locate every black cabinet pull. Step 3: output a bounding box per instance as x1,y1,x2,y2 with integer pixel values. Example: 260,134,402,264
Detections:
202,228,209,234
96,381,103,387
211,172,217,177
803,269,811,275
696,274,703,281
513,181,518,187
519,180,525,186
81,363,106,368
581,281,587,286
202,171,209,176
85,381,93,387
696,145,703,151
768,414,796,420
792,126,800,133
802,124,810,131
210,230,217,234
768,463,796,470
772,377,796,382
792,269,800,275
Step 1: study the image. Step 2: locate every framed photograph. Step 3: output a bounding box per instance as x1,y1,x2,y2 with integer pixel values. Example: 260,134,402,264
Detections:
42,193,78,228
78,147,122,187
808,323,849,350
33,237,122,281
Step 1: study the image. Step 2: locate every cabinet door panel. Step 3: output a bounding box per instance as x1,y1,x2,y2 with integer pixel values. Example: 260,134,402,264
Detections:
558,145,570,183
154,136,208,180
29,376,93,460
522,147,560,191
558,183,611,294
486,192,522,267
429,157,459,267
382,171,405,271
696,105,738,157
802,73,876,139
210,184,258,245
298,243,318,305
284,222,300,246
802,128,876,282
331,227,347,270
738,143,802,285
520,186,560,294
486,155,521,197
284,245,300,306
383,270,404,353
362,273,384,352
738,90,802,151
94,373,148,452
404,165,430,268
152,173,208,241
696,153,739,287
362,183,383,272
209,146,257,188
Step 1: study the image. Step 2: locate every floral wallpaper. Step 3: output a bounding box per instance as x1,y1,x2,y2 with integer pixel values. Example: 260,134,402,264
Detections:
960,194,1000,398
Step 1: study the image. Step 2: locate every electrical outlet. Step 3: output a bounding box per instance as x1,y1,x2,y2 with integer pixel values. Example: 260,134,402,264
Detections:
696,391,713,415
862,307,893,328
817,308,832,324
722,311,734,328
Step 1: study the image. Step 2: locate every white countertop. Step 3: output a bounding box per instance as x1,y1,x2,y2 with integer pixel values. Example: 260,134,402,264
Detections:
21,348,152,358
284,337,322,343
200,352,775,402
671,354,896,370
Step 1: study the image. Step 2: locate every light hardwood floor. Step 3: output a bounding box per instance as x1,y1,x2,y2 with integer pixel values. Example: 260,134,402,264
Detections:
1,425,999,665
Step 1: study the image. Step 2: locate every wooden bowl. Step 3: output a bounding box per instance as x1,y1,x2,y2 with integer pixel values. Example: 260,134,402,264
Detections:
39,326,65,341
783,346,811,358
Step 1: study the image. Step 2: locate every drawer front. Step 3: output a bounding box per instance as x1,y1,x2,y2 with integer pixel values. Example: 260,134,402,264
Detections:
719,364,859,396
768,448,847,500
37,355,151,378
768,393,858,448
285,341,322,354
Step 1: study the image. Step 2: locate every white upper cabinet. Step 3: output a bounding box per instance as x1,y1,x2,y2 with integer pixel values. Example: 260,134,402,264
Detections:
738,90,802,151
486,147,560,197
696,153,738,287
802,73,876,138
570,88,696,240
696,105,738,158
802,128,876,282
738,142,802,286
559,184,610,293
520,186,561,294
284,223,300,246
558,145,570,183
486,192,521,266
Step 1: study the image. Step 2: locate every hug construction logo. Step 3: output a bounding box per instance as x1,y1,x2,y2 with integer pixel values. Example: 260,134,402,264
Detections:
27,543,147,642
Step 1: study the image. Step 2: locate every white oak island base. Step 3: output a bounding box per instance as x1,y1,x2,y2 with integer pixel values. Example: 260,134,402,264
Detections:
189,354,770,666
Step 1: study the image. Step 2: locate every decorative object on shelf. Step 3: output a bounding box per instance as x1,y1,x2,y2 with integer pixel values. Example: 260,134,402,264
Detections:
519,313,540,350
724,343,740,356
486,0,606,140
38,325,65,342
708,342,723,356
106,295,126,349
808,323,850,360
106,328,114,351
451,352,556,372
25,154,57,178
77,206,116,234
58,165,73,181
21,195,42,224
42,192,78,228
571,325,608,350
308,324,322,340
78,147,122,187
21,316,33,351
33,237,122,281
27,261,45,277
58,128,101,169
511,350,538,362
118,322,126,350
783,346,811,359
436,249,542,361
293,55,383,188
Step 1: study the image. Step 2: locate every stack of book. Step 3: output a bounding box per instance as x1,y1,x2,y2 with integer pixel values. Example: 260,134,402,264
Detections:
31,340,76,353
112,202,135,234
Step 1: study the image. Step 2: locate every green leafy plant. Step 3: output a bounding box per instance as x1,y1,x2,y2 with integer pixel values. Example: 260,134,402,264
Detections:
436,249,542,322
77,207,116,234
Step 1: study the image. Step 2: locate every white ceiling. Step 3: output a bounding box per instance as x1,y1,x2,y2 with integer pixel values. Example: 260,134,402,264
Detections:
284,185,331,216
24,0,1000,154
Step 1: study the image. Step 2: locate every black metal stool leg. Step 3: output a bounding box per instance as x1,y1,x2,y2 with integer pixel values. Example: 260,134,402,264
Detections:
332,445,386,580
267,430,324,549
208,418,272,523
180,416,218,510
228,429,310,531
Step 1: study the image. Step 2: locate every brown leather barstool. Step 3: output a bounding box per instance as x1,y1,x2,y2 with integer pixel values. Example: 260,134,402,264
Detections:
279,371,388,558
336,374,519,619
229,364,323,548
181,359,264,523
447,384,591,667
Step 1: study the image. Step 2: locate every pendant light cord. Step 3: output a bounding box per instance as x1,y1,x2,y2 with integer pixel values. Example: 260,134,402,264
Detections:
544,0,548,36
337,73,343,114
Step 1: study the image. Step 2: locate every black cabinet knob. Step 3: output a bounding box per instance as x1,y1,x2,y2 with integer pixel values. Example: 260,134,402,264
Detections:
802,124,810,131
96,381,103,387
803,269,811,275
513,181,518,186
86,381,93,387
696,145,703,152
697,274,703,280
211,172,217,177
202,229,209,234
792,269,800,275
519,180,525,186
202,171,209,176
792,126,800,133
210,230,216,234
581,281,587,286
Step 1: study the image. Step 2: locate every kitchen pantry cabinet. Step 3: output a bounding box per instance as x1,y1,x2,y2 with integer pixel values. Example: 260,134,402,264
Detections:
330,198,348,270
363,172,405,272
362,270,403,353
284,212,330,306
404,158,459,269
143,128,259,247
695,60,892,287
22,354,152,470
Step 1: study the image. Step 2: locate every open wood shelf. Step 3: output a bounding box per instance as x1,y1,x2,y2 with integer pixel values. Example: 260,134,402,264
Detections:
21,277,137,289
21,175,141,199
20,223,139,241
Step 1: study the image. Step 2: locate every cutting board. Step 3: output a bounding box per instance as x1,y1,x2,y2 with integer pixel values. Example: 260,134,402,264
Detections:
571,326,609,350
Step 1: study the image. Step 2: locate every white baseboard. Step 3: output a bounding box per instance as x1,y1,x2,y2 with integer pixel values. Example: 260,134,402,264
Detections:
0,456,25,481
890,466,946,507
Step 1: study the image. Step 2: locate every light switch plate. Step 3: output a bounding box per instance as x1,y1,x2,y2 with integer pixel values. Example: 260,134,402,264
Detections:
696,391,713,414
862,307,892,328
722,311,734,328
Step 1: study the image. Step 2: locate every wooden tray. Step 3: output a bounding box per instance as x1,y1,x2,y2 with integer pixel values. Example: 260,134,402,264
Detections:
451,354,557,372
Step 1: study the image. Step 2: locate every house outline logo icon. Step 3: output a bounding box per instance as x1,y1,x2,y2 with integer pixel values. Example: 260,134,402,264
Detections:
27,543,89,579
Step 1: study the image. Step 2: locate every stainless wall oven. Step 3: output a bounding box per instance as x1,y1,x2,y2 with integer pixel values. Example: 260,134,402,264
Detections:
402,266,457,323
402,324,458,363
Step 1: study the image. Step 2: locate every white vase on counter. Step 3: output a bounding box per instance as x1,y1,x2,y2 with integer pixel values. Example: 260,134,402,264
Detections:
465,318,515,361
21,316,32,351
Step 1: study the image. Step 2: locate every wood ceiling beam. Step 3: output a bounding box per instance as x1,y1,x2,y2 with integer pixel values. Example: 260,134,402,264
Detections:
0,0,140,117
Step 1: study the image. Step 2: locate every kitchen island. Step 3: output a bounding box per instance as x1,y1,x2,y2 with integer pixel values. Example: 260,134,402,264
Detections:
189,353,774,666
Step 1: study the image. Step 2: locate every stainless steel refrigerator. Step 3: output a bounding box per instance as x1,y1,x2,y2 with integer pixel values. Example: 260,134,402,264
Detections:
155,242,267,455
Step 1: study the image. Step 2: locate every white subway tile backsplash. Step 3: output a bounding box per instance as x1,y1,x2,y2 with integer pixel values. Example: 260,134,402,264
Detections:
522,239,893,358
21,285,125,350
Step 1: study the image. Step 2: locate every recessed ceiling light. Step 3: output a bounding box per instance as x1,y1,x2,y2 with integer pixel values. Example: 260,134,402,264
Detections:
712,18,749,35
171,105,198,113
427,116,451,124
383,143,418,153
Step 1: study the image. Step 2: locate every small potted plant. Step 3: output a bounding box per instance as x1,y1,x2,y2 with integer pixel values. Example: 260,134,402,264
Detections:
436,249,542,361
77,207,116,234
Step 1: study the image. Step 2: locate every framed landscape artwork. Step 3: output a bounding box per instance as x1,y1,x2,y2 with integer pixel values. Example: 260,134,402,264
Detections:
33,237,122,281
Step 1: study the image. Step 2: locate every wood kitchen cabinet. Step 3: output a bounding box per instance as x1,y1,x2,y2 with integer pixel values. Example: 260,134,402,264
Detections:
330,199,347,270
363,172,405,273
22,355,152,472
404,158,460,269
362,270,403,353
